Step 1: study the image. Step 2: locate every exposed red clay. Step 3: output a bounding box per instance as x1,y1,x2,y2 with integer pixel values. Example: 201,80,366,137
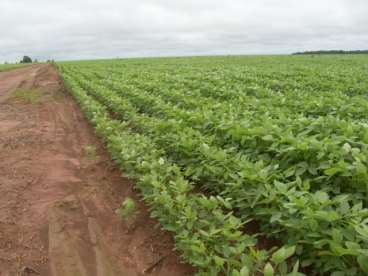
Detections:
0,64,195,276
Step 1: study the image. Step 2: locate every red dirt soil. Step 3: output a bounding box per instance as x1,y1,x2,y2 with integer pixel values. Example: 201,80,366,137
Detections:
0,65,195,276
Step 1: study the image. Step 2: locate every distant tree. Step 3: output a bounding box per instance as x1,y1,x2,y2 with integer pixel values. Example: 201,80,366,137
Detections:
292,50,368,55
20,56,32,63
34,59,38,63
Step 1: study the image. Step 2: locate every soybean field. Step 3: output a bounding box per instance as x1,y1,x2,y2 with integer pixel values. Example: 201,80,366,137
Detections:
58,55,368,275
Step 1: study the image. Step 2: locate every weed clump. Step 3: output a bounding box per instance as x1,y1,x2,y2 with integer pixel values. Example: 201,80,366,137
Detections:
12,88,44,103
115,197,137,221
84,145,99,161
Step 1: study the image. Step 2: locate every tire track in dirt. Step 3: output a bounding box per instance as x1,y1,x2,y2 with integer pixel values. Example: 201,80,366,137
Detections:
0,65,42,103
0,65,194,276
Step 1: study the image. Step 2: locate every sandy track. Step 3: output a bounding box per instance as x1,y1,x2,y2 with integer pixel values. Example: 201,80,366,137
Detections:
0,65,194,276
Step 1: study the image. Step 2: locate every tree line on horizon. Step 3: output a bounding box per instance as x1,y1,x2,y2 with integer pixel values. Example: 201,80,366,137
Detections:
2,56,55,65
293,50,368,55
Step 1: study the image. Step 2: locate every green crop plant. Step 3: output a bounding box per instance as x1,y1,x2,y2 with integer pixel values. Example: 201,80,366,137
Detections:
57,54,368,275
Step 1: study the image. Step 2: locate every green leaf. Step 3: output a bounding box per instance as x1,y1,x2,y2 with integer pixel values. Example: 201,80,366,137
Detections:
284,246,297,259
272,247,286,265
354,225,368,239
314,191,329,204
239,266,250,276
158,157,165,165
270,212,282,223
295,166,307,176
231,270,240,276
264,263,274,276
275,181,288,193
357,255,368,272
287,260,304,276
324,167,341,176
272,246,296,265
214,255,225,267
292,260,300,273
342,143,351,153
331,272,345,276
278,261,288,275
331,229,343,242
262,135,274,141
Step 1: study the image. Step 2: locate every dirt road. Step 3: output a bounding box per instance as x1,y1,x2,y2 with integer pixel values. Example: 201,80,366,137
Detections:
0,65,194,276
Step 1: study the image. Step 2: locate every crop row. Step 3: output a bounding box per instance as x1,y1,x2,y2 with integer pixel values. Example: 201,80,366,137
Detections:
59,55,368,275
60,65,368,275
60,70,304,276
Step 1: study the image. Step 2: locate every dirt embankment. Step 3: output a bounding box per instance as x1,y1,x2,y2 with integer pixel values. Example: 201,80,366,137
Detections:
0,65,194,276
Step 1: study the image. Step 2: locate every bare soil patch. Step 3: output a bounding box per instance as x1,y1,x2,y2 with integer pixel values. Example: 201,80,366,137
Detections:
0,65,194,276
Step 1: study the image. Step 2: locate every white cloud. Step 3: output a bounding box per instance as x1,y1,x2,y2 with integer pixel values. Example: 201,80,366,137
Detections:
0,0,367,62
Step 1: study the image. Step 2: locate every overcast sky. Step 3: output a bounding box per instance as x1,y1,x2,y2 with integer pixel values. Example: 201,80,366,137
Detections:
1,0,367,62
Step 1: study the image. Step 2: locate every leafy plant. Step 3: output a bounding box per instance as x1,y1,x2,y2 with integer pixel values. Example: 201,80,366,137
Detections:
58,54,368,275
115,197,137,220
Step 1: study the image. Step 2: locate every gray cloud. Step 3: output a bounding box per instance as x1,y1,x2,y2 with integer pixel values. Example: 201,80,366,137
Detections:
1,0,368,62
